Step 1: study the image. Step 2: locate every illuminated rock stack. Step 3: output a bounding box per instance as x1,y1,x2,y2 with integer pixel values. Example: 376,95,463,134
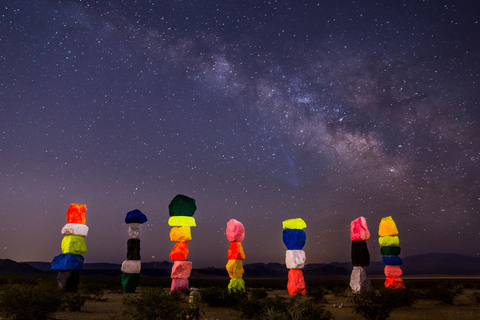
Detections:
168,194,196,292
226,219,246,292
379,216,405,289
51,203,88,291
349,216,371,294
282,218,307,295
120,209,148,293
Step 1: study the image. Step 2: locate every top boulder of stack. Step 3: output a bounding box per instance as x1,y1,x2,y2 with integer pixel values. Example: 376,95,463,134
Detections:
282,218,307,230
125,209,148,224
169,194,197,217
66,204,86,224
378,216,398,237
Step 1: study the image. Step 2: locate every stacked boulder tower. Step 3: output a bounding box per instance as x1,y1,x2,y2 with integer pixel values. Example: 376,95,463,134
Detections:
282,218,307,295
349,216,371,294
168,194,196,292
120,209,148,293
51,203,88,291
378,216,405,289
225,219,246,292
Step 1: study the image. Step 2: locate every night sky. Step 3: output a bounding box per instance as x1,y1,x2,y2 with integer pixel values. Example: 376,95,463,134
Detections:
1,1,479,268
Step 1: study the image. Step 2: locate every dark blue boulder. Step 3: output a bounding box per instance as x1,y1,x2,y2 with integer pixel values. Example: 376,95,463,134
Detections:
382,256,403,265
282,229,306,250
125,209,148,224
51,254,84,271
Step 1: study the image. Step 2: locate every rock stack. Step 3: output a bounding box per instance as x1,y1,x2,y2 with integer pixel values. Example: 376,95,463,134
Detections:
378,216,404,289
282,218,307,295
168,194,196,292
120,209,148,293
51,203,88,291
349,216,371,294
226,219,246,292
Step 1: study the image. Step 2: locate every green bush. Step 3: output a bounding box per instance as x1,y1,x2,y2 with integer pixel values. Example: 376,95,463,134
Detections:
471,292,480,305
425,282,462,305
123,287,186,320
0,280,63,320
79,282,105,301
250,288,268,300
306,286,327,302
351,288,417,320
199,287,247,307
62,292,88,311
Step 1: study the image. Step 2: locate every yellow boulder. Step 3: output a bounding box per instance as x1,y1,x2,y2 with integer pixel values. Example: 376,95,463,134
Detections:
168,216,196,227
226,259,244,279
282,218,307,230
378,216,398,236
61,235,87,254
378,236,399,247
170,227,192,242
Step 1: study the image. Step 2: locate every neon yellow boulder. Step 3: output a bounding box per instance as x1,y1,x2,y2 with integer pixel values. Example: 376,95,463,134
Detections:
282,218,307,230
168,216,196,227
378,236,399,247
226,259,244,279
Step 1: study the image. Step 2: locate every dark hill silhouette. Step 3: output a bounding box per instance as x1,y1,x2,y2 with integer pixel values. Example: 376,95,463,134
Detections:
6,253,480,277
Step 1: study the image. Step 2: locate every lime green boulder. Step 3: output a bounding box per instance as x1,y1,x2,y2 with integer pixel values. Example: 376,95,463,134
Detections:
228,278,245,292
168,216,196,227
61,235,87,254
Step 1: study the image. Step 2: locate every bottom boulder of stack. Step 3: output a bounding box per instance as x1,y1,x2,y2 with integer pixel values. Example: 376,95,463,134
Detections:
170,278,189,292
349,266,371,294
120,273,140,293
228,278,245,292
287,269,306,295
385,276,405,289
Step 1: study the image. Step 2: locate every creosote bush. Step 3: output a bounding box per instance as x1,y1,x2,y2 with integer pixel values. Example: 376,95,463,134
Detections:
200,287,247,307
424,281,463,305
62,292,88,312
0,280,63,320
123,287,188,320
351,288,417,320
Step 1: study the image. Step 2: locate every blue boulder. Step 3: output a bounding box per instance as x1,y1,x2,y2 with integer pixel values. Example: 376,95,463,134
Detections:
125,209,148,224
382,256,403,266
51,254,84,271
282,229,306,250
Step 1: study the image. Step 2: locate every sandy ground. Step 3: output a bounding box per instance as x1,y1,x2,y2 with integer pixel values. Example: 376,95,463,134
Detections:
54,288,480,320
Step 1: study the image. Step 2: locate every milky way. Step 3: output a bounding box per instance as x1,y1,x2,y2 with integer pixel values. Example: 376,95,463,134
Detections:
1,1,479,267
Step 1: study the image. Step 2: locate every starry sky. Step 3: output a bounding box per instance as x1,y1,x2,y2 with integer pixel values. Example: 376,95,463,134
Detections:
1,0,479,268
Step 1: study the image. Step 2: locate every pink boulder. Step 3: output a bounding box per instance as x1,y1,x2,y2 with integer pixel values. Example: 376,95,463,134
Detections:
384,265,403,277
226,219,245,242
350,216,370,241
170,278,189,292
171,261,193,279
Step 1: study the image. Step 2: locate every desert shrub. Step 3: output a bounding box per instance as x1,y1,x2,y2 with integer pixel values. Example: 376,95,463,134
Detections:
250,288,268,300
425,281,463,305
471,292,480,305
331,285,347,297
62,292,88,311
351,288,416,320
199,287,247,307
79,282,105,301
123,287,185,320
306,286,327,302
0,280,62,320
299,299,333,320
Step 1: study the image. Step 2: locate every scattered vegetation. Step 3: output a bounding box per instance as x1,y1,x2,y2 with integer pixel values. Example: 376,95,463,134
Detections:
351,288,417,320
471,292,480,305
61,291,88,312
0,280,63,320
423,281,463,305
123,286,201,320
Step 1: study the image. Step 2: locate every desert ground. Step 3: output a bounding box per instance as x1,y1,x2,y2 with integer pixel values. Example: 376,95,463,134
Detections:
52,282,480,320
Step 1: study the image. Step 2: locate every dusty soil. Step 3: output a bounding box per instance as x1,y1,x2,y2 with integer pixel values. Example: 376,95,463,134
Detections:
54,288,480,320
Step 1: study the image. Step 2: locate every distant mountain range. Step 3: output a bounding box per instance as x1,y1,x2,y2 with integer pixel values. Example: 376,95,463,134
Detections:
2,253,479,277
